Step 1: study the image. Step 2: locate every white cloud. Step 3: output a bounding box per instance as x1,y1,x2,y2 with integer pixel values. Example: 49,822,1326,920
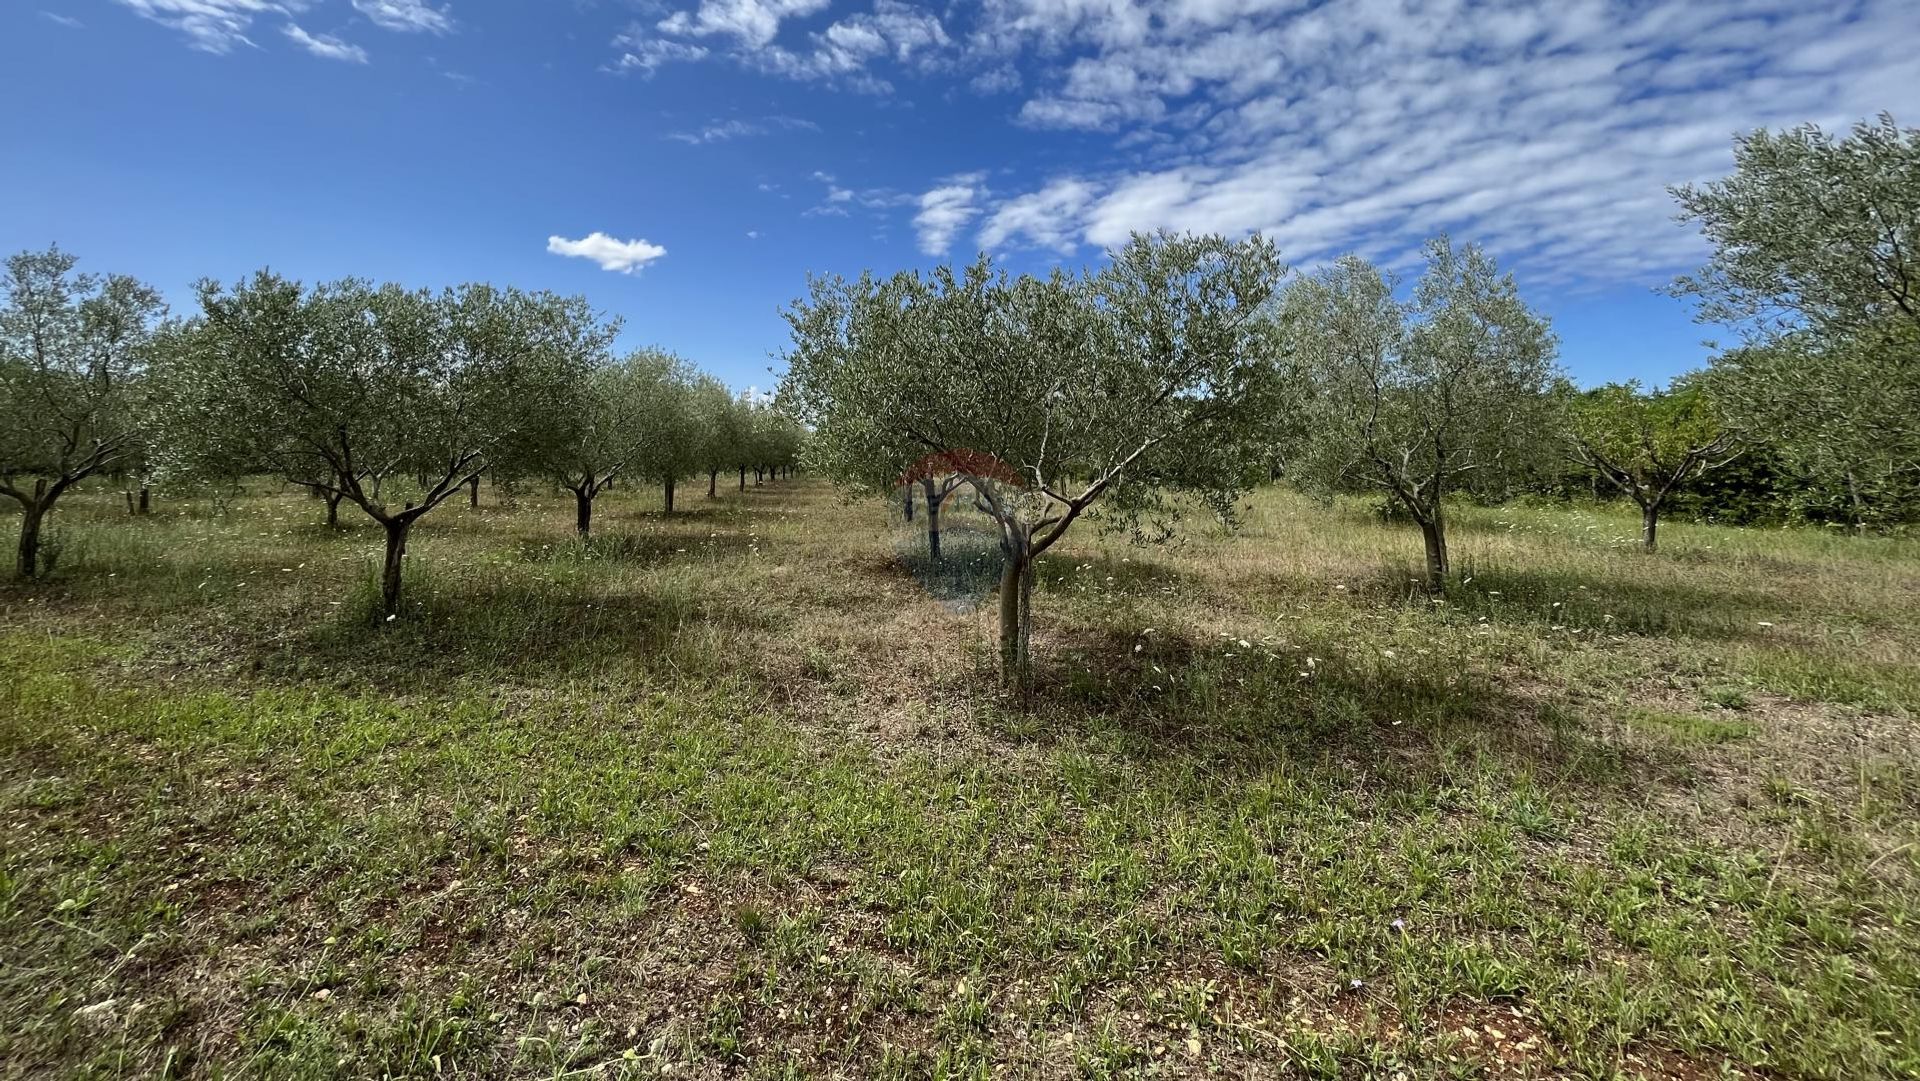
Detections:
351,0,451,34
282,22,368,62
965,0,1920,287
640,0,944,89
667,115,819,144
656,0,830,48
611,29,709,74
40,11,85,28
914,173,986,256
546,232,668,274
980,178,1095,252
112,0,292,53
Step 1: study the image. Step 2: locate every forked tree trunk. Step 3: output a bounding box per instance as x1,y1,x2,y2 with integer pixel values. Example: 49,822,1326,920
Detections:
380,518,411,615
663,476,676,515
325,491,342,529
1641,503,1660,552
575,490,594,537
468,474,481,508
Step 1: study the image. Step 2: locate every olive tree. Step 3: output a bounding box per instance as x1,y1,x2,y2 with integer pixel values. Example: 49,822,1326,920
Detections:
1674,116,1920,527
1563,379,1738,551
784,231,1285,688
156,272,604,614
1,247,165,577
533,350,696,540
1285,238,1557,591
692,377,743,498
625,348,702,514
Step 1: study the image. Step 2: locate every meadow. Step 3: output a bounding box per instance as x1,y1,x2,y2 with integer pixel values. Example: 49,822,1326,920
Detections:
2,477,1917,1079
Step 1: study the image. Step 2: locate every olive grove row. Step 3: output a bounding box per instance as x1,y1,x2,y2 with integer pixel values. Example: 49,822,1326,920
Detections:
0,264,803,611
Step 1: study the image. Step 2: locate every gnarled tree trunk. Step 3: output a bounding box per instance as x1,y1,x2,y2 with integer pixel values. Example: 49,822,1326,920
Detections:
575,489,594,537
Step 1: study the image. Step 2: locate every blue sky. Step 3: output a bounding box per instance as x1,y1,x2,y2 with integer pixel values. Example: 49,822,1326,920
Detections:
6,0,1918,393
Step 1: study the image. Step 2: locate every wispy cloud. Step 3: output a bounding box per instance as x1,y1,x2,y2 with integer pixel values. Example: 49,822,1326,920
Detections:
351,0,451,34
609,29,709,75
112,0,288,53
547,232,668,274
666,115,819,144
962,0,1920,286
913,172,986,256
283,22,368,63
40,10,84,29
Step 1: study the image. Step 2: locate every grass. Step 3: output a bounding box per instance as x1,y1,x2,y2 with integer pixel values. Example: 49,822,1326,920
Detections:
3,478,1919,1079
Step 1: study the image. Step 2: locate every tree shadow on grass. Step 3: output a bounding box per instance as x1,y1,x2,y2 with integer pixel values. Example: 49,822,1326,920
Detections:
257,576,778,686
1353,560,1781,643
990,621,1657,796
513,529,760,567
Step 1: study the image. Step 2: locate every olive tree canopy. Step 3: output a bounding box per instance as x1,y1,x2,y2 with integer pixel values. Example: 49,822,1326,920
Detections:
0,247,165,577
782,230,1286,688
1675,116,1920,528
1285,237,1558,591
1563,379,1738,551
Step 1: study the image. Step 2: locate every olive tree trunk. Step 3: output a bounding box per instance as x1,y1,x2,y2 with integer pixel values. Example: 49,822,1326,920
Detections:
575,489,594,537
663,475,676,514
16,502,45,578
996,533,1035,693
324,491,342,528
920,477,942,561
1419,515,1448,593
1641,503,1660,552
380,518,412,616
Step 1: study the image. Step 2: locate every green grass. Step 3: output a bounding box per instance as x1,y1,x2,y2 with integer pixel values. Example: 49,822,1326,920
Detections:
3,479,1919,1078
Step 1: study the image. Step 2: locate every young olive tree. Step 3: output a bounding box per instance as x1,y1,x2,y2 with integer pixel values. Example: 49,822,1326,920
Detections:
1285,238,1557,591
1,247,165,577
625,348,702,514
784,231,1285,688
691,376,742,498
1563,380,1739,551
156,273,605,614
533,350,687,539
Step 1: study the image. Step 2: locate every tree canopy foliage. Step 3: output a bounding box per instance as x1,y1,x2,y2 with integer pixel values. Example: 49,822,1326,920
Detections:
0,247,166,577
783,230,1286,685
1284,237,1558,589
